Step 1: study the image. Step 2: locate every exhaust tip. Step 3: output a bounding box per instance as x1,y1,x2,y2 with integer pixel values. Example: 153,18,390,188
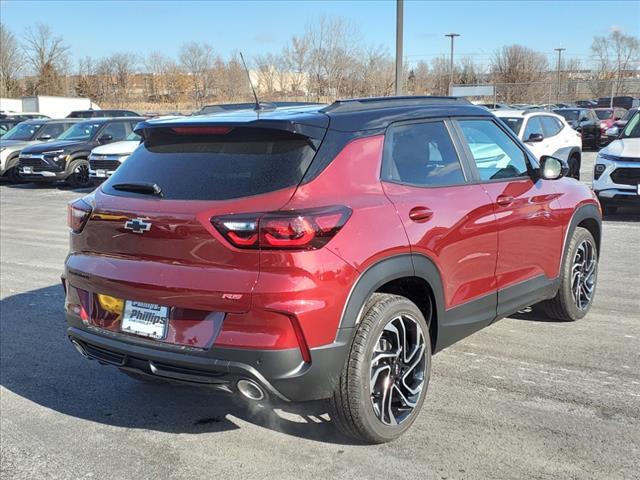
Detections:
236,379,265,401
69,338,88,358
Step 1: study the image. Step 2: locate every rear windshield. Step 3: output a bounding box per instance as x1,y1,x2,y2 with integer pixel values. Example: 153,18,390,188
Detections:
103,127,316,201
554,109,579,121
595,110,613,120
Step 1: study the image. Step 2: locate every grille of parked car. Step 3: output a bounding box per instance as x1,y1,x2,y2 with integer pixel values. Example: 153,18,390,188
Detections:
89,159,121,170
610,167,640,185
19,157,48,171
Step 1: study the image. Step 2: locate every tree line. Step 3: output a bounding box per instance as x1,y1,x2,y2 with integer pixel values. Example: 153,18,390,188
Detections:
1,18,638,110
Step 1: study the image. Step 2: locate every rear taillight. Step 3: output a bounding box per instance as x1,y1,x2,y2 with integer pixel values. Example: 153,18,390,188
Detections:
67,199,92,233
212,206,351,250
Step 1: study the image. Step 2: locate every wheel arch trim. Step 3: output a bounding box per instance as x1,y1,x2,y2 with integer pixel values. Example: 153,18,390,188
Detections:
336,253,445,336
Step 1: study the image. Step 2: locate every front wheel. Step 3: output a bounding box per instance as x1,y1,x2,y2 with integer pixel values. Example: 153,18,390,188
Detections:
568,153,581,180
329,293,431,443
542,227,598,321
67,159,91,188
6,165,23,183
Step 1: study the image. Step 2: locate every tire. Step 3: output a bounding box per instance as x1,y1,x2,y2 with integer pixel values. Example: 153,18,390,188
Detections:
568,153,581,180
543,227,598,321
6,165,23,183
329,293,431,443
67,159,91,188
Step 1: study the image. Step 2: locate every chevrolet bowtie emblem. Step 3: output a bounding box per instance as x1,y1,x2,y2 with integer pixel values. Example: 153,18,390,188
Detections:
124,218,152,234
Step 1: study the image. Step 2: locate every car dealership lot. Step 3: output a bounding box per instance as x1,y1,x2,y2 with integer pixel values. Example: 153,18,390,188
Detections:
1,152,639,480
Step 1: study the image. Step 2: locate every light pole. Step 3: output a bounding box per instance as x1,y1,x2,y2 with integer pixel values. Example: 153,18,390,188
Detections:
395,0,404,96
554,48,565,105
445,33,460,95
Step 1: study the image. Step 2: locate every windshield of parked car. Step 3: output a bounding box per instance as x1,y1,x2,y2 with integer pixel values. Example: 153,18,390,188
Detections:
620,112,640,139
2,123,44,140
595,110,613,120
554,110,579,121
57,121,102,141
126,131,141,141
498,117,523,135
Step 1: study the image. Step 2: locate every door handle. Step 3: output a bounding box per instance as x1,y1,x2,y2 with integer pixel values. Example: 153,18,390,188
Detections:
409,206,433,222
496,195,514,207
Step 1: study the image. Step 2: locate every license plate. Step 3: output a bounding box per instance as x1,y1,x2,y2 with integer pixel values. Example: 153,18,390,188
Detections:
96,169,107,178
121,301,169,339
22,166,33,174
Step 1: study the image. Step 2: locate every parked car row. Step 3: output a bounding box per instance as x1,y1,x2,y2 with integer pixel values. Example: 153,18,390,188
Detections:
0,110,147,187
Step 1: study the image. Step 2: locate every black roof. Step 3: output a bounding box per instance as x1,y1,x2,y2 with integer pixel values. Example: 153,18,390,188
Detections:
137,96,490,137
75,116,145,124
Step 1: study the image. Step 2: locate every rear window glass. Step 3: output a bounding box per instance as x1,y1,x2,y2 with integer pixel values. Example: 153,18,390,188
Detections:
103,127,316,200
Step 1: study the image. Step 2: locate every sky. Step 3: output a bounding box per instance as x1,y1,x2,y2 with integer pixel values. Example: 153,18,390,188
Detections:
1,0,639,69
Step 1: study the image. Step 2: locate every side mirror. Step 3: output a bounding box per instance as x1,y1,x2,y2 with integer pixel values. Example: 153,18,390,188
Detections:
37,134,52,141
605,127,619,137
539,156,568,180
526,133,544,143
98,134,113,144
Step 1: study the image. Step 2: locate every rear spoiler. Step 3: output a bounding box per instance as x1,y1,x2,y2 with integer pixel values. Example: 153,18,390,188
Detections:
133,114,329,149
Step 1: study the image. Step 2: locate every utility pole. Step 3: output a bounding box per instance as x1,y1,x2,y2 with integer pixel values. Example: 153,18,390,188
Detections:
445,33,460,96
554,48,565,105
395,0,404,96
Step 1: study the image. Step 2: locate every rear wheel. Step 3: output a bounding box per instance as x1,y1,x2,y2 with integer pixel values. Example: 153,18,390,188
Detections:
543,227,598,321
329,293,431,443
67,159,91,188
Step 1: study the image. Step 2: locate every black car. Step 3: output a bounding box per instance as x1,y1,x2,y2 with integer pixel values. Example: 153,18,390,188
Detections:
18,117,144,187
1,119,80,182
575,100,598,108
67,109,140,119
553,108,601,150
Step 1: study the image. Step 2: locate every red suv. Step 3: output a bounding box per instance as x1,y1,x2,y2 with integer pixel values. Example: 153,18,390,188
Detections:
64,97,602,443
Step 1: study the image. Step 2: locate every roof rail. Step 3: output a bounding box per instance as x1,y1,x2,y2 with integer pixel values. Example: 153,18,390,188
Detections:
322,96,471,113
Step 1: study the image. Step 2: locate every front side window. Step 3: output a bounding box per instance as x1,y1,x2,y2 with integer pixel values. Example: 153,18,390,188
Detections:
100,122,130,141
541,116,562,137
458,119,530,181
383,121,465,187
523,117,544,140
39,123,67,139
621,112,640,139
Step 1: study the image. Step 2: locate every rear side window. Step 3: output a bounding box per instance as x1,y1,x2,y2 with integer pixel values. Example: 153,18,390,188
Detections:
458,119,529,181
104,127,316,200
382,121,465,187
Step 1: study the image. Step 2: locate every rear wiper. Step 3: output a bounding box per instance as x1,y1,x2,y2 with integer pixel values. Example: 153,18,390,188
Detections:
112,182,163,197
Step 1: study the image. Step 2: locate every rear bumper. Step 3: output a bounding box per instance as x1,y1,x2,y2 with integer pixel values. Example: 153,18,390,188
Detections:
67,317,353,402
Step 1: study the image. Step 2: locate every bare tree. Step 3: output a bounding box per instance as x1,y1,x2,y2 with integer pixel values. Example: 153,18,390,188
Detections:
589,29,640,97
144,52,172,102
254,53,280,95
22,23,69,95
179,42,215,107
110,52,137,105
491,45,548,102
282,35,310,95
0,23,23,97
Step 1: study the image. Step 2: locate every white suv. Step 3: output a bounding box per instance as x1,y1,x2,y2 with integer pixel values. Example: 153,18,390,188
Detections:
494,110,582,179
593,111,640,214
88,131,140,182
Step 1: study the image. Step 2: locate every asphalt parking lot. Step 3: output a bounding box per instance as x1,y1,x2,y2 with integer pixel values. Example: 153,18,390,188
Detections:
1,151,639,480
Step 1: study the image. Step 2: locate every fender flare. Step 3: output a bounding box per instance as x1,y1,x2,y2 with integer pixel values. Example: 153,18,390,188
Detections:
4,153,20,172
64,153,90,176
560,203,602,269
337,253,445,333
